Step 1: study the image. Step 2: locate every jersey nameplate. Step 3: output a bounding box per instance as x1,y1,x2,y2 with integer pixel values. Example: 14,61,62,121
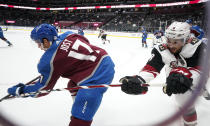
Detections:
60,39,73,52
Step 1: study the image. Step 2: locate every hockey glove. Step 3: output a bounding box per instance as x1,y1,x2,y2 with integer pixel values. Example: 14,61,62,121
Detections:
163,67,193,96
8,83,26,97
119,75,148,95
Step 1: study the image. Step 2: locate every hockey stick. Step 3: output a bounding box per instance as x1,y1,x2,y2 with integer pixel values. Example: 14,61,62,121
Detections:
27,83,165,94
0,75,41,102
1,82,165,102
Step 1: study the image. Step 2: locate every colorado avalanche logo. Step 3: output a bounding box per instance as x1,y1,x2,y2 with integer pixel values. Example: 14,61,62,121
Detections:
170,61,177,68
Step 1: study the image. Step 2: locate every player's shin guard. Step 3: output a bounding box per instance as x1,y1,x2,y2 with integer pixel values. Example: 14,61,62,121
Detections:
69,116,92,126
183,108,197,126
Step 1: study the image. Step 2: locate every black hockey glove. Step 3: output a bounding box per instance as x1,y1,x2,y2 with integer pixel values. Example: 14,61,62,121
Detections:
119,75,148,95
163,67,193,96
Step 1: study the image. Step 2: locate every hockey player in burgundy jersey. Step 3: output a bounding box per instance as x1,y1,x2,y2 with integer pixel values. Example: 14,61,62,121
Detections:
120,22,206,126
7,24,115,126
186,19,205,40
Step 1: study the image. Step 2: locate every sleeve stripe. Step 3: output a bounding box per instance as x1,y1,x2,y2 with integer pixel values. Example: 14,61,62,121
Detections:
141,64,160,78
188,67,201,74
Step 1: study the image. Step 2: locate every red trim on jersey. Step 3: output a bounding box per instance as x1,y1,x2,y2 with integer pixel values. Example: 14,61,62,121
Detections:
106,6,111,8
170,67,192,78
183,112,197,122
188,66,201,74
141,64,159,78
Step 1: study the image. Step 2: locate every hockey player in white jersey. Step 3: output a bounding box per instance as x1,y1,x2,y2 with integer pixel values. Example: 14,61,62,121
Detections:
120,22,207,126
98,29,110,44
153,29,166,45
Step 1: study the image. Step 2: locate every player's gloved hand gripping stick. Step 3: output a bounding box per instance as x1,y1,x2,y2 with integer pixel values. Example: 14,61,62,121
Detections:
0,75,41,102
120,75,148,95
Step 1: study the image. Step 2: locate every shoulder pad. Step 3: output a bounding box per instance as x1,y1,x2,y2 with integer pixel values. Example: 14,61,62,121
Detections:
180,38,202,58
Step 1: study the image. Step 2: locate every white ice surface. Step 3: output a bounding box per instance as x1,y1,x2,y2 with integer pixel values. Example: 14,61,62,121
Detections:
0,30,210,126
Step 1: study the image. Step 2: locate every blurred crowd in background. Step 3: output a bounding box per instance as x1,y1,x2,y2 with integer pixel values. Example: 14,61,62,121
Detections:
0,0,206,33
